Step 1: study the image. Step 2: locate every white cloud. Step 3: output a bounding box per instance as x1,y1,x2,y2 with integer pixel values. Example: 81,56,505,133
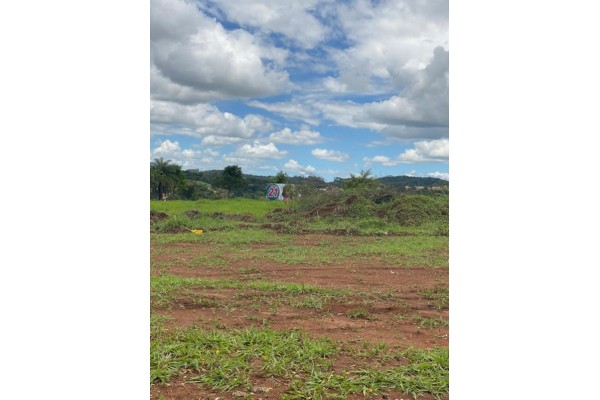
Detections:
150,100,272,139
151,0,291,103
318,101,386,131
322,77,348,93
364,138,448,166
204,0,328,49
225,141,288,161
200,136,244,146
151,139,220,168
248,100,320,126
269,127,324,145
311,148,350,162
426,171,449,181
283,159,316,176
398,138,448,162
332,0,448,92
319,47,449,135
245,43,448,139
152,139,181,156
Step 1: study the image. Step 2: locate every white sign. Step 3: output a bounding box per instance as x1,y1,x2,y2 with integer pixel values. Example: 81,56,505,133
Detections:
265,183,286,201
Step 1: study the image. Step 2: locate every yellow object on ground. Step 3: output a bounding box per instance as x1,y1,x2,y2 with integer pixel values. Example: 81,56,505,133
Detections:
191,229,204,235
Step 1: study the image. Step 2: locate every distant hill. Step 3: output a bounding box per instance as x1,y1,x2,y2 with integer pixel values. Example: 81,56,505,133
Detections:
375,175,449,189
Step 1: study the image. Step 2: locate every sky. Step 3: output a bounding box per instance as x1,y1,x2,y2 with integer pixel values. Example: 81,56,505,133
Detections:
150,0,448,181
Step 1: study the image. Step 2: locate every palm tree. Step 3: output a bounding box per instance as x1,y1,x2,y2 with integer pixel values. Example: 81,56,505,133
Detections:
150,158,183,200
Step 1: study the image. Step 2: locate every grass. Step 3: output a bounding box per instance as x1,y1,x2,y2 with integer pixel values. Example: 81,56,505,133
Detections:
413,316,449,329
150,195,448,238
346,308,376,320
185,255,229,268
150,324,449,399
243,236,447,267
151,275,350,308
150,197,449,399
420,288,449,310
151,325,337,386
151,198,287,217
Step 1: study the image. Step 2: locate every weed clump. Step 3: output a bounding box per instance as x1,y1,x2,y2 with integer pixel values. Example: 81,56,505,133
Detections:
292,189,381,218
293,191,448,228
379,195,448,226
152,218,193,233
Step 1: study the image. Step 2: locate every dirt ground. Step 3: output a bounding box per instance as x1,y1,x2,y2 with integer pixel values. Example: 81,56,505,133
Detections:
151,234,448,400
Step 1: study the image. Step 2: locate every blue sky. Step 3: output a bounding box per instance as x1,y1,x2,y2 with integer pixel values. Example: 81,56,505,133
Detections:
150,0,449,181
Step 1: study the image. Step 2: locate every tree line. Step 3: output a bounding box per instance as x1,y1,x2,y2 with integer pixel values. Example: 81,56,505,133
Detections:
150,158,448,201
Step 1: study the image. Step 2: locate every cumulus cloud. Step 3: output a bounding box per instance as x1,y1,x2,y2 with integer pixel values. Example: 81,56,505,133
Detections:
200,136,244,146
311,148,350,162
269,127,324,145
398,138,448,162
150,100,272,139
152,139,181,157
203,0,328,49
151,139,220,168
320,47,449,135
225,141,288,161
332,0,448,92
151,0,291,103
283,159,316,176
364,138,448,166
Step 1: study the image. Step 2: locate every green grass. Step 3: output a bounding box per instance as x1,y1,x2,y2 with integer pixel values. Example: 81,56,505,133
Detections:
185,255,229,268
288,295,328,310
420,288,449,310
151,229,293,246
150,324,449,399
151,326,337,386
150,197,449,237
151,199,286,217
413,316,449,329
346,308,376,320
151,275,350,308
227,236,448,267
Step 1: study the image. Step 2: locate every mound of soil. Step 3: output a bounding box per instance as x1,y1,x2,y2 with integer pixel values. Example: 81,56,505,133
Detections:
379,195,447,226
211,212,255,222
150,211,168,223
308,202,349,217
161,226,190,234
184,210,200,218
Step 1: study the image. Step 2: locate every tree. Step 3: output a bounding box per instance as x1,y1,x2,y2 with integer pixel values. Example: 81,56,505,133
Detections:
220,165,246,198
150,158,184,200
344,169,378,191
270,171,288,184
